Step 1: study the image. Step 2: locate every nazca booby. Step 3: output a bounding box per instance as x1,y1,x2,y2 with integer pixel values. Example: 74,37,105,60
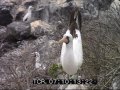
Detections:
23,6,33,22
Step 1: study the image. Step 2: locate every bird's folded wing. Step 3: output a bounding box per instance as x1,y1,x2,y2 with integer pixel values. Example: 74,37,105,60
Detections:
73,30,83,66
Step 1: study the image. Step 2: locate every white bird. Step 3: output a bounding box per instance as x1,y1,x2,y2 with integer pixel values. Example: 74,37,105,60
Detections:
59,28,83,75
34,52,41,69
23,6,33,22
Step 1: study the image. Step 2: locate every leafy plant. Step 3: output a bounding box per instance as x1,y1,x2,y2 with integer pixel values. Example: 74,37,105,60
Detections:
48,64,63,78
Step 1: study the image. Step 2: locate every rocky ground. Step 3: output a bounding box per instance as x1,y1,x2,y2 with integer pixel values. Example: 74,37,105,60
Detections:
0,0,120,89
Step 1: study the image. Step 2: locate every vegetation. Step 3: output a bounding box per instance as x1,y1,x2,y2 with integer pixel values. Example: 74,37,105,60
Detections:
48,64,63,78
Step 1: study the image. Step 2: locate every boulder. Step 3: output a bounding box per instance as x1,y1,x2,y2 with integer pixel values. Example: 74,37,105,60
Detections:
22,0,37,7
15,6,26,21
6,21,31,42
112,76,120,90
110,0,120,9
30,20,52,37
0,0,17,6
0,8,13,26
0,27,8,41
84,0,114,11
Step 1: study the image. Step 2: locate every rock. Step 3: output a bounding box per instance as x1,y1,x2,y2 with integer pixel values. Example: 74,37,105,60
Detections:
84,0,114,11
97,0,114,10
48,40,61,59
84,3,98,18
59,85,68,89
30,20,52,37
31,4,50,22
34,6,45,19
74,0,83,7
38,6,49,22
6,21,31,42
65,84,87,90
22,0,37,7
56,21,64,30
110,0,120,9
59,83,87,90
111,76,120,90
0,0,17,7
15,11,25,21
0,27,8,41
0,8,13,26
15,6,26,21
80,0,114,19
30,20,51,30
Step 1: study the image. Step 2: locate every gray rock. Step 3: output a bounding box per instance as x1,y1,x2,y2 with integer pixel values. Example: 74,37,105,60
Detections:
30,20,52,38
22,0,37,8
35,5,49,22
81,0,114,19
6,21,31,42
0,8,13,26
15,11,25,21
0,27,8,41
83,0,114,10
112,76,120,90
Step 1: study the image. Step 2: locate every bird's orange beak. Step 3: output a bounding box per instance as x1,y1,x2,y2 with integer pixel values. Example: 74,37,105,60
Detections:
59,36,68,44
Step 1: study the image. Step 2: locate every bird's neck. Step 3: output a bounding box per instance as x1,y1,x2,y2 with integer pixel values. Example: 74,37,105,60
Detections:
28,10,32,13
66,42,73,49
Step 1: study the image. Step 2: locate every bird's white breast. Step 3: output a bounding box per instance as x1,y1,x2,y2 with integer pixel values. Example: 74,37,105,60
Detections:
61,42,78,75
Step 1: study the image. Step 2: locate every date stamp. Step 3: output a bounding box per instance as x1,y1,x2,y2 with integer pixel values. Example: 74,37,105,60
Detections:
33,78,97,85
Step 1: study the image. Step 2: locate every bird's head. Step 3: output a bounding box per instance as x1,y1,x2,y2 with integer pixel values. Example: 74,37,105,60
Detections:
59,31,73,44
28,6,34,11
